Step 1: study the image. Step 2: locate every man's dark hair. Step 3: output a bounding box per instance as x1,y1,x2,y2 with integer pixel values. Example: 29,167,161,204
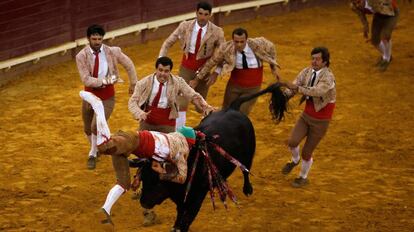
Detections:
197,1,212,13
156,56,173,70
311,47,330,67
87,24,105,37
232,28,248,39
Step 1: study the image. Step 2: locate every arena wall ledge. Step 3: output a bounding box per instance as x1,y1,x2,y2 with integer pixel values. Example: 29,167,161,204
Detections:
0,0,345,87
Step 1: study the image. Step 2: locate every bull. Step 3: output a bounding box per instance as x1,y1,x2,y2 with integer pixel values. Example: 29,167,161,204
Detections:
135,82,287,232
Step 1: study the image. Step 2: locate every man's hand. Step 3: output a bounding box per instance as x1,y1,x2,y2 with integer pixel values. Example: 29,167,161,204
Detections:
203,105,217,117
136,111,150,122
206,73,218,86
189,78,200,89
102,75,118,85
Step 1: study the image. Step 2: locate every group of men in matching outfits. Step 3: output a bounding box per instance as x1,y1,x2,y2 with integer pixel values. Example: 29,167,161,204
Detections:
75,0,400,227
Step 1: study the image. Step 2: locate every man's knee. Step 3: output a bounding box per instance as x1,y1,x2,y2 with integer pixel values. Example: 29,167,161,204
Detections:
287,139,300,148
118,181,131,191
301,153,312,161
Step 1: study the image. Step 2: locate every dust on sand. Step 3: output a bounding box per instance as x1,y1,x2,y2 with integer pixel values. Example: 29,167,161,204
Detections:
0,2,413,232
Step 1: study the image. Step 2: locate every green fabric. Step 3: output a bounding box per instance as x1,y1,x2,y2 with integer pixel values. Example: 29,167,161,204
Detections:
177,126,195,140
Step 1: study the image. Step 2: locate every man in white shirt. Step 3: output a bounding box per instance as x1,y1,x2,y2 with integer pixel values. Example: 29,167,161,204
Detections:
192,28,280,115
159,1,224,129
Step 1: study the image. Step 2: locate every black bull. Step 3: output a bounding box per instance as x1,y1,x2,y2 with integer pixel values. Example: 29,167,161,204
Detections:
137,83,287,232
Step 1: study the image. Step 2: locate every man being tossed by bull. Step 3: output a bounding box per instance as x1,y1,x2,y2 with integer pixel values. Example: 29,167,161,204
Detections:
79,90,197,225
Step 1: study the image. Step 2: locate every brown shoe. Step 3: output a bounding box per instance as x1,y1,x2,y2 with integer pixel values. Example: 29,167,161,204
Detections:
101,208,114,225
291,177,308,188
87,156,97,170
281,161,299,175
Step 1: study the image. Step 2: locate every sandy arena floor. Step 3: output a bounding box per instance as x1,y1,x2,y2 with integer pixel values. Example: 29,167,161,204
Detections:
0,2,413,232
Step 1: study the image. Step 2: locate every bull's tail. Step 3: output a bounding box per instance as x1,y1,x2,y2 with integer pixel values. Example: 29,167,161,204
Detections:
229,82,287,123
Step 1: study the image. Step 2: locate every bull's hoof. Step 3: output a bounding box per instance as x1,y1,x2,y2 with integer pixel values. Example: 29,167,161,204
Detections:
243,183,253,196
142,209,161,227
170,227,181,232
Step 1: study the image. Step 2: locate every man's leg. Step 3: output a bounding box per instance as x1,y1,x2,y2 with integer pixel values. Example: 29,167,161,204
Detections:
282,114,308,175
82,100,97,169
238,86,261,115
292,115,330,187
222,82,242,110
101,154,131,225
378,10,399,71
176,66,196,129
88,97,115,169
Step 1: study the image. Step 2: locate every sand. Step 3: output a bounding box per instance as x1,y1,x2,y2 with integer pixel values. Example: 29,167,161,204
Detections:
0,2,413,232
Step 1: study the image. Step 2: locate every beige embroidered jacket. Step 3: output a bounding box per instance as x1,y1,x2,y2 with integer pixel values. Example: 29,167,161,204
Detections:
76,44,137,90
285,67,336,112
350,0,397,32
128,74,213,120
196,37,279,80
159,19,225,60
159,132,190,184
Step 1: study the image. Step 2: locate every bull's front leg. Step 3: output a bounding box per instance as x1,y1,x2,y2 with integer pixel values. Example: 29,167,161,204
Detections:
171,188,208,232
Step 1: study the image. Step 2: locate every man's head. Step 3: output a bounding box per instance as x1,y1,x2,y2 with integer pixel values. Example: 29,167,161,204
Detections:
155,56,173,83
196,2,212,27
177,126,196,146
311,47,330,71
232,28,248,52
87,24,105,52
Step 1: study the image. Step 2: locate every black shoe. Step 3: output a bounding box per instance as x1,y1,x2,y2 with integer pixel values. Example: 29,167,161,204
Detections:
87,156,97,170
378,56,392,72
291,177,308,188
281,161,299,175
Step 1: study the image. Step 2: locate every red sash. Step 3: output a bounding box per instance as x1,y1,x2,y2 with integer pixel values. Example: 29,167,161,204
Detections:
229,66,263,88
304,99,335,120
181,53,209,71
133,130,155,158
145,105,176,127
84,85,114,100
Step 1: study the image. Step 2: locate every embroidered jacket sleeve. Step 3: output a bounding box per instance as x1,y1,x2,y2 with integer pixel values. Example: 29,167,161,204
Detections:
251,37,279,77
284,67,308,98
197,42,228,79
177,76,213,113
112,47,138,86
76,49,104,88
128,76,152,120
159,21,186,57
350,2,369,34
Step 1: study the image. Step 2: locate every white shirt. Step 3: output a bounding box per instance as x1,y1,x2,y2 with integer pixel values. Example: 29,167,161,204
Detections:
149,77,169,108
151,132,170,161
89,46,108,79
235,44,260,69
188,22,207,54
310,69,323,86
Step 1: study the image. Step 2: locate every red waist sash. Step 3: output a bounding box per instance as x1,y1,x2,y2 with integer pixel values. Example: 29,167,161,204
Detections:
181,53,209,71
84,85,114,100
229,66,263,88
304,99,335,120
133,130,155,158
145,105,176,126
